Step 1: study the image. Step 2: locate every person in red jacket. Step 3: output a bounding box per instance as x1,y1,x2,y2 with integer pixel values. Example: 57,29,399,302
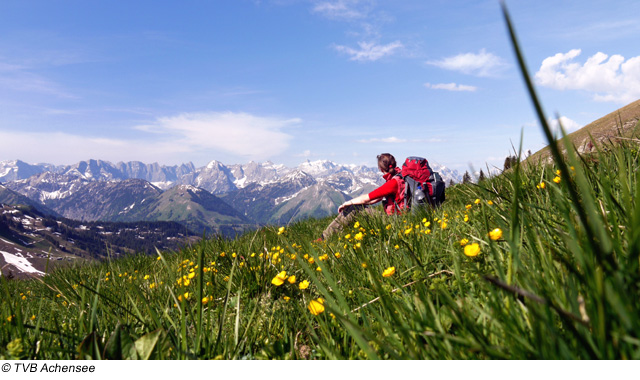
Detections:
320,153,404,241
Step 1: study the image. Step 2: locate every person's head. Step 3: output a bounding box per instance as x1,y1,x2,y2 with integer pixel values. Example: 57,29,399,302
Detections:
377,153,397,174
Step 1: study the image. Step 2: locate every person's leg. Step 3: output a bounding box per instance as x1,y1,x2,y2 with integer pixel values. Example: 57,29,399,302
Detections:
321,205,366,240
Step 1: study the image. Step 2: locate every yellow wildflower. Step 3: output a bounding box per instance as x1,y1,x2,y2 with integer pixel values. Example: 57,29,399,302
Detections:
354,232,364,241
489,228,503,241
299,280,310,290
30,315,36,321
354,221,360,228
464,243,481,257
487,200,494,205
283,296,291,302
361,262,367,268
474,198,481,204
287,275,296,284
460,238,469,246
308,299,325,316
382,266,396,277
278,226,285,235
553,176,561,184
465,204,472,210
316,266,322,272
334,252,341,259
271,271,288,286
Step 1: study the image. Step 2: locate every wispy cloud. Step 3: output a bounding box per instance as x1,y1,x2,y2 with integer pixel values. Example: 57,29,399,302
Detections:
535,49,640,104
333,40,403,61
424,82,477,92
357,136,442,143
136,112,299,160
427,49,508,77
0,58,76,98
311,0,372,20
0,112,300,165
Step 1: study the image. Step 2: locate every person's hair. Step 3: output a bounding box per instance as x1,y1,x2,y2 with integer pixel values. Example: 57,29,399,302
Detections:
377,153,397,173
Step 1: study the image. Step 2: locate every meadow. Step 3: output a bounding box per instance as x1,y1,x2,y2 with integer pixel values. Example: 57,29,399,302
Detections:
2,7,640,360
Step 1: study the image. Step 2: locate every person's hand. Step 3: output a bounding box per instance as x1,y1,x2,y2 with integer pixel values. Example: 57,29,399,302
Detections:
338,201,351,213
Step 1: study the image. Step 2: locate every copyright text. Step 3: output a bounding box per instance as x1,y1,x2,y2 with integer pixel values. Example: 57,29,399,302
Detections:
3,362,95,373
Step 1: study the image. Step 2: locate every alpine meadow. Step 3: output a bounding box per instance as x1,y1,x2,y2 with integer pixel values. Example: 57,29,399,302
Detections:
2,5,640,361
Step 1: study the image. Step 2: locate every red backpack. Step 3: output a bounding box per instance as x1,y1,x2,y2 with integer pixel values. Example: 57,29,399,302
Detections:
392,157,446,212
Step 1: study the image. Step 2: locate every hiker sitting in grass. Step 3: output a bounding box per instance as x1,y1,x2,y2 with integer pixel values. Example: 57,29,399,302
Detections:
320,153,403,241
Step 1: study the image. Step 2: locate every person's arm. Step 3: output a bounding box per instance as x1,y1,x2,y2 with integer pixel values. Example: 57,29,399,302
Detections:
338,193,371,213
337,178,398,212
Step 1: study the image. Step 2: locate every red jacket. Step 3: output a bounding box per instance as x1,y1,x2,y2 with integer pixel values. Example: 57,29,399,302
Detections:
368,168,404,215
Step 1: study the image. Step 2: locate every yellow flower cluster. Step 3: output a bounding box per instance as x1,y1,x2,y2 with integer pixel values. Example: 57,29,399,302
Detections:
271,271,289,286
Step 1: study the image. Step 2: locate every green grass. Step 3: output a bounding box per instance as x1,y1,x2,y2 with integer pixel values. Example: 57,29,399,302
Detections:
2,5,640,359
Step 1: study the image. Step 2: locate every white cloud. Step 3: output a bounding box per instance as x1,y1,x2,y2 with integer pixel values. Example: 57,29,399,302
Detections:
424,82,477,92
357,136,442,143
535,49,640,104
137,112,299,160
0,112,299,165
548,116,582,136
312,0,371,20
0,131,170,165
427,49,507,77
358,136,407,143
333,40,403,61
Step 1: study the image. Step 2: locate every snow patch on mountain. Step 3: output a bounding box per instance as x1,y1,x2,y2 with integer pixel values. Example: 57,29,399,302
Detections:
0,250,45,275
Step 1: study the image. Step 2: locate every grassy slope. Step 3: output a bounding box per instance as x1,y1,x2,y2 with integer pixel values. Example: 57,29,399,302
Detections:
526,99,640,164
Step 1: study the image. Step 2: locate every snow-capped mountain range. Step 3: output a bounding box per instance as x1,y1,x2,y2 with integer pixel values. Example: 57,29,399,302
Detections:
0,158,462,193
0,158,462,229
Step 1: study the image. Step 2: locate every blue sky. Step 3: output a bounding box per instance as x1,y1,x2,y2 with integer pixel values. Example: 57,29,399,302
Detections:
1,0,639,172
